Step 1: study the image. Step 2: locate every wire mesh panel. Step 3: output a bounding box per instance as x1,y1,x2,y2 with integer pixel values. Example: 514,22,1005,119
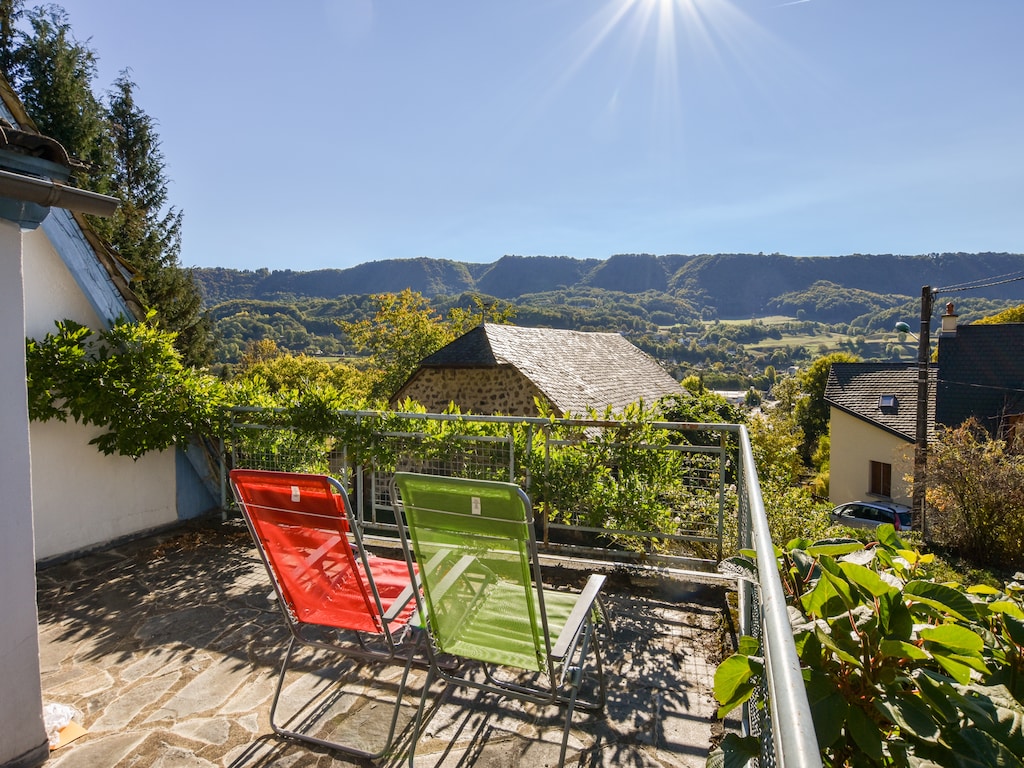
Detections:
228,409,736,570
369,430,517,529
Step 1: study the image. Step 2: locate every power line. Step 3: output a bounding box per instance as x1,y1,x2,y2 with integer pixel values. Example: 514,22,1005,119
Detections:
937,271,1024,294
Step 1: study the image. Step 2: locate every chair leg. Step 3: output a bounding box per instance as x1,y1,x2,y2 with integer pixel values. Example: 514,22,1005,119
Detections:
268,634,298,738
558,621,594,766
406,662,436,768
268,633,422,760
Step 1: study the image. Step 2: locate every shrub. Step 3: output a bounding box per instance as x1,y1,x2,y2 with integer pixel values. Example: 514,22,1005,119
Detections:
927,418,1024,568
712,527,1024,766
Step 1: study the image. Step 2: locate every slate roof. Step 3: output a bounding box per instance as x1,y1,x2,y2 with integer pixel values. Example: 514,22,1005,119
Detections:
825,363,937,442
936,323,1024,435
404,323,681,416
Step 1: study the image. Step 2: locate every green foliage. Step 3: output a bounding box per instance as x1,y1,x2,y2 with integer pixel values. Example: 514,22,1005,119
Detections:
26,315,227,458
974,303,1024,324
747,411,804,487
926,418,1024,568
338,289,518,404
524,400,688,549
769,280,910,324
234,351,369,401
711,529,1024,767
339,289,456,403
3,3,215,365
660,391,745,430
8,4,111,188
795,352,859,462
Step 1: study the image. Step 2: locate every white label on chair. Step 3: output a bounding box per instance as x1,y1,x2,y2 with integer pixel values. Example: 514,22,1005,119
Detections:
471,496,481,515
291,486,301,502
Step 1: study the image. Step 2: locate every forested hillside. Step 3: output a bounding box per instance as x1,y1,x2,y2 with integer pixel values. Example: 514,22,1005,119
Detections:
195,252,1024,371
197,252,1024,309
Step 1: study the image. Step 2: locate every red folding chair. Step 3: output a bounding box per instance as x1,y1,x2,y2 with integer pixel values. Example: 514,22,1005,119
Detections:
229,469,421,759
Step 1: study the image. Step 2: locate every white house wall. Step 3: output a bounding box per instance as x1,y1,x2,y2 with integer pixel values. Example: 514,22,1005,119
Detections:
829,407,913,508
0,218,50,766
23,225,178,562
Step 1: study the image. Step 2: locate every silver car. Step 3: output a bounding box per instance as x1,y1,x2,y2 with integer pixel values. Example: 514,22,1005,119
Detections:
830,501,913,532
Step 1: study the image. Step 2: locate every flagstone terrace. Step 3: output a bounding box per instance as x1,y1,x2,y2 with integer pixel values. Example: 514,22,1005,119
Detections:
37,411,820,767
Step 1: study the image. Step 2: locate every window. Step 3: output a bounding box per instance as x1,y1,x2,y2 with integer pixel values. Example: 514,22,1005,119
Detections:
869,461,892,497
878,394,898,409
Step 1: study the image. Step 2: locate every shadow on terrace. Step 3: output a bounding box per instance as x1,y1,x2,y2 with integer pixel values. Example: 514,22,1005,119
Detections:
37,412,818,767
38,517,735,767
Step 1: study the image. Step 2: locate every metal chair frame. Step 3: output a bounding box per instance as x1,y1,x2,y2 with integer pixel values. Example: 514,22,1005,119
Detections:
230,469,424,760
391,472,607,766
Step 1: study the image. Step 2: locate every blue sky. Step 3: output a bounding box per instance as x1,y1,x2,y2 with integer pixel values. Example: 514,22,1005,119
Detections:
46,0,1024,271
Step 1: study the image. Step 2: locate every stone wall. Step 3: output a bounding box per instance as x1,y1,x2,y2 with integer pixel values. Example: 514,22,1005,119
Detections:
397,366,548,415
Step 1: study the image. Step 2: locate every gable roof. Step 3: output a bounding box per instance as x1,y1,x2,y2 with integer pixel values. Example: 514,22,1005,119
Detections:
0,77,143,327
400,324,680,415
825,362,937,442
936,323,1024,434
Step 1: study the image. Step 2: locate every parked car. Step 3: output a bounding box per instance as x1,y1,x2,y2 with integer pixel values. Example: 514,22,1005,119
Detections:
830,501,913,532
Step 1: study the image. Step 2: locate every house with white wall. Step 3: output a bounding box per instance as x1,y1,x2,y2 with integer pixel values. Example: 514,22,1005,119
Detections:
1,84,218,564
0,78,215,767
824,363,937,509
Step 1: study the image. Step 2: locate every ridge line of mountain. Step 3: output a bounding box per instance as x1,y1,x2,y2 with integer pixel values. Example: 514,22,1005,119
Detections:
195,252,1024,316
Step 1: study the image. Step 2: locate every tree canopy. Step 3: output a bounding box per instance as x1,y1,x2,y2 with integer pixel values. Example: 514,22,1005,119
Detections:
2,1,214,366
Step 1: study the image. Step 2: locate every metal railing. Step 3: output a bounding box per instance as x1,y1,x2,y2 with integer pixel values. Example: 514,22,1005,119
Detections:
223,407,820,767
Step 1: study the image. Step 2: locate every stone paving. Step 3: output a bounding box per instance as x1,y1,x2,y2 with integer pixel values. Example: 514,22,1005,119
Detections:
36,517,737,767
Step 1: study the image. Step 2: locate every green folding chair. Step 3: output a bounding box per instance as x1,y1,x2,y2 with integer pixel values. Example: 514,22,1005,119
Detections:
391,472,607,766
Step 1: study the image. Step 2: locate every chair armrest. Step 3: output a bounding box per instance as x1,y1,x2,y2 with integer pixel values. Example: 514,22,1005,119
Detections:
430,554,479,603
550,573,606,662
382,580,417,622
381,547,453,623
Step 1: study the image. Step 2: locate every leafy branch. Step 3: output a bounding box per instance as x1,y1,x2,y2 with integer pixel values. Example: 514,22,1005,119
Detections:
712,527,1024,766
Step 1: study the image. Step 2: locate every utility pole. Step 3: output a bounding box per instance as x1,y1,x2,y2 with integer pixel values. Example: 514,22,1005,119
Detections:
912,285,934,537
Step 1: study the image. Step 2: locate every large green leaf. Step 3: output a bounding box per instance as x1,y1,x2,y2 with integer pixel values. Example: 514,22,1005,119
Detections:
920,624,985,655
880,638,930,662
706,734,761,768
847,704,884,762
736,635,760,656
955,728,1024,768
957,684,1024,755
841,560,898,599
802,573,856,620
876,692,939,741
807,539,866,558
904,581,979,622
818,555,858,612
1003,615,1024,646
877,591,914,640
814,621,863,667
713,654,761,716
718,556,757,584
930,651,987,685
875,524,905,551
805,670,849,749
914,669,961,724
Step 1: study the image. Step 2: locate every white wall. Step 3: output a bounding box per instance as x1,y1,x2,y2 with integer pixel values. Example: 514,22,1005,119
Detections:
23,225,178,562
0,220,49,766
829,407,914,508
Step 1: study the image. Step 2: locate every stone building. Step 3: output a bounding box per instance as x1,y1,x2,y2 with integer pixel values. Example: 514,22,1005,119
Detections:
390,323,681,416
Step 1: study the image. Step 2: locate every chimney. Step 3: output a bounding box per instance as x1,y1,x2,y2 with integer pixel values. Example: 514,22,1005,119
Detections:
940,301,958,336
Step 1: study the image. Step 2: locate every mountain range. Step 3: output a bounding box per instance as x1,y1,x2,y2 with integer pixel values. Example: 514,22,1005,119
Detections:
196,252,1024,319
